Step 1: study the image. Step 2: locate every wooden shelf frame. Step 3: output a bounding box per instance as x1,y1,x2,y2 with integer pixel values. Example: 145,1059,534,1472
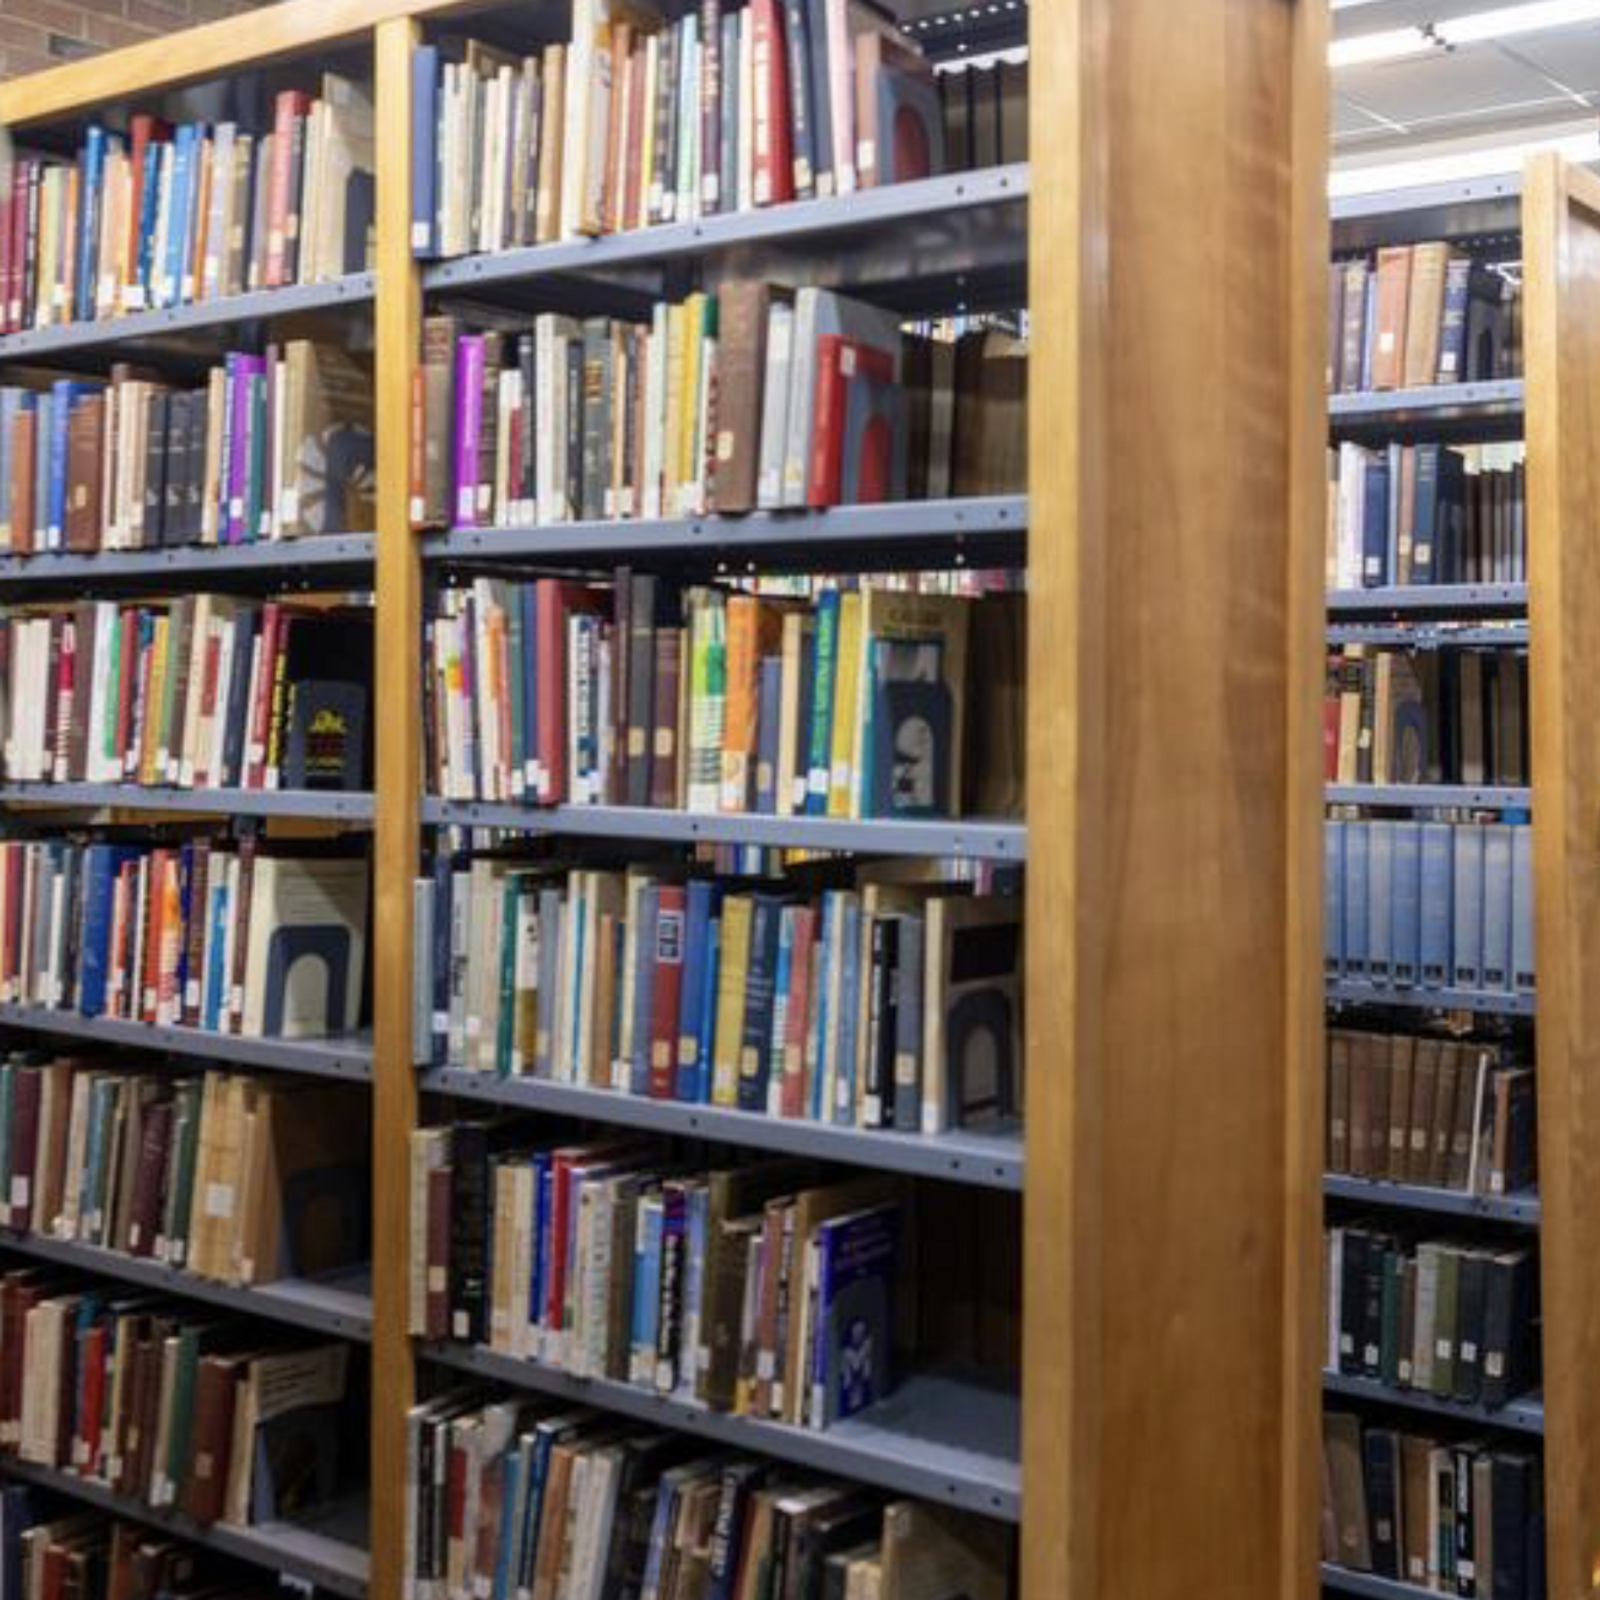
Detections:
0,3,1332,1598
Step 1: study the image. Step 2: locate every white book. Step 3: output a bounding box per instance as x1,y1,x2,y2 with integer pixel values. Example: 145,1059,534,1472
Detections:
756,300,794,508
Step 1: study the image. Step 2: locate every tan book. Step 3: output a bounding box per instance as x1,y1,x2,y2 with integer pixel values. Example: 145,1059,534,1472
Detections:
1402,242,1452,388
1370,245,1413,391
1400,1435,1434,1583
1323,1411,1372,1570
879,1500,1010,1600
1327,1031,1352,1174
489,1158,517,1354
1430,1043,1462,1188
1407,1037,1441,1184
536,45,567,245
1386,1034,1415,1182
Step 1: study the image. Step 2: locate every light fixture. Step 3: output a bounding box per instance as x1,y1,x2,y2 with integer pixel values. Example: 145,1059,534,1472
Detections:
1329,127,1600,196
1329,26,1439,66
1435,0,1600,45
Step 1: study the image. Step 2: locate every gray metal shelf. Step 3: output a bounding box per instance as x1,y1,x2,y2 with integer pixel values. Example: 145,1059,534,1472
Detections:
1328,379,1524,424
1320,1564,1441,1599
0,533,375,594
1325,978,1534,1017
1326,621,1529,647
0,1004,373,1082
423,165,1027,295
0,274,376,360
1327,583,1527,620
424,496,1025,573
421,1067,1023,1192
1331,173,1522,224
1322,1370,1544,1436
0,1458,368,1597
1325,783,1529,811
424,1342,1020,1521
0,1228,372,1340
423,798,1025,860
1322,1173,1541,1227
0,782,374,822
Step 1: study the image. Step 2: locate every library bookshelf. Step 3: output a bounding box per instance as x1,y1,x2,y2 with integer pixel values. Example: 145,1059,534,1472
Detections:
1321,156,1600,1600
0,2,1327,1599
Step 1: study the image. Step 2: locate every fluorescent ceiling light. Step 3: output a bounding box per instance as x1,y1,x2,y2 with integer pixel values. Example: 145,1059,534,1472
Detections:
1329,26,1438,66
1436,0,1600,44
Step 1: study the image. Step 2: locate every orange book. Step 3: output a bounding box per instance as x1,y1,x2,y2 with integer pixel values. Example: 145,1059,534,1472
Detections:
1370,245,1413,391
719,595,784,812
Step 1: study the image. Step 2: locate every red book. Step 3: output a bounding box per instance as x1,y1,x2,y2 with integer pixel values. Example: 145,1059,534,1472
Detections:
534,580,608,804
808,335,893,507
12,407,35,555
8,1067,42,1231
2,845,21,998
195,626,223,787
264,92,313,288
125,116,171,306
1324,692,1340,781
246,603,282,790
75,1322,107,1475
648,886,688,1098
544,1149,579,1332
55,617,75,782
780,905,816,1117
751,0,795,207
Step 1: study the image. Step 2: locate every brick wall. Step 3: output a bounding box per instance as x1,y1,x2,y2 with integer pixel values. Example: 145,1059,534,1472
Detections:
0,0,271,83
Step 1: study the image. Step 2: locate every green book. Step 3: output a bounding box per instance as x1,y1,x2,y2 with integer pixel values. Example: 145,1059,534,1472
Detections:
495,875,520,1078
806,589,840,816
1379,1250,1404,1388
505,582,526,798
161,1078,204,1266
1431,1245,1460,1398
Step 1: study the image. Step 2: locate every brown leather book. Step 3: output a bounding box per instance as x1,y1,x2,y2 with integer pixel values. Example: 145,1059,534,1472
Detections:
419,315,460,530
1429,1043,1462,1189
123,1097,173,1260
64,394,104,552
179,839,210,1027
1327,1031,1352,1174
179,1352,242,1525
952,328,1026,496
711,281,775,514
1406,1037,1440,1184
426,1162,452,1340
11,406,34,555
1323,1411,1372,1571
1385,1034,1415,1183
650,628,682,810
1347,1033,1374,1180
1402,242,1452,388
1370,245,1413,392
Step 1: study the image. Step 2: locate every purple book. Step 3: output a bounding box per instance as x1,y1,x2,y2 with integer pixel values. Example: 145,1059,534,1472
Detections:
225,353,265,544
453,334,485,529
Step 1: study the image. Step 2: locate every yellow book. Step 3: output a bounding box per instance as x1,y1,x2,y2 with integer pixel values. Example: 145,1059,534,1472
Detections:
710,896,753,1106
664,300,688,513
679,292,706,513
140,615,170,785
826,591,863,817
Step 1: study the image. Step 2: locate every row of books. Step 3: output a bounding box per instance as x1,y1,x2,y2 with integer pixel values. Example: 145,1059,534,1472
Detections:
1324,820,1534,995
1327,1029,1535,1199
0,1269,354,1529
412,297,1026,529
1325,1225,1537,1408
1325,443,1525,591
1323,1411,1543,1598
426,576,1023,823
411,7,1024,258
405,1387,1012,1600
0,1499,279,1600
0,840,369,1041
1327,243,1520,394
0,341,374,556
420,859,1021,1138
412,1132,899,1431
1,77,373,336
0,1053,367,1288
0,601,372,791
1323,645,1527,788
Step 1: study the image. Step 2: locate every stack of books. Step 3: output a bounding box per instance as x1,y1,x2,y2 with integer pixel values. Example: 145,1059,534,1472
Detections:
412,296,1025,528
1324,1411,1543,1597
410,15,1027,257
0,76,374,335
0,1054,368,1286
0,600,372,791
0,840,369,1041
0,342,374,555
1324,819,1534,995
0,1271,354,1529
421,860,1021,1138
1326,1029,1535,1199
425,575,1024,823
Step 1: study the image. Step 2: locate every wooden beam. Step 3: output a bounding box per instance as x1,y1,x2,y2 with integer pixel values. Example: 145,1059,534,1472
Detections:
368,15,422,1600
1021,2,1326,1597
1522,149,1600,1600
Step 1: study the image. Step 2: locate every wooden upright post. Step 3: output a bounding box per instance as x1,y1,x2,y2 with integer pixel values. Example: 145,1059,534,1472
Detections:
370,15,424,1600
1021,3,1328,1597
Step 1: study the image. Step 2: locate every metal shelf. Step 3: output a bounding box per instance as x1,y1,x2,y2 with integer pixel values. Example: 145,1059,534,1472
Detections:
1325,783,1529,811
1328,379,1524,424
0,533,375,596
423,799,1025,861
0,1005,373,1082
1320,1564,1444,1599
0,274,375,360
1322,1173,1541,1227
1322,1370,1544,1436
1326,621,1528,647
0,782,374,822
1325,978,1534,1017
421,1067,1023,1192
424,496,1026,575
0,1458,366,1596
0,1228,372,1340
424,1342,1020,1522
1330,174,1523,255
423,165,1027,301
1327,583,1527,621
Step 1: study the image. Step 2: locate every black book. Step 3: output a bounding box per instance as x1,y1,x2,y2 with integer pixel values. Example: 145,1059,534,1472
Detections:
782,0,816,198
218,604,261,787
142,388,169,548
580,319,610,522
517,334,537,515
707,1459,767,1591
1480,1248,1537,1410
1452,1249,1488,1405
790,1494,882,1599
1359,1234,1389,1380
162,390,189,547
1453,1445,1477,1598
735,895,785,1113
654,23,681,223
863,914,900,1131
1361,1427,1401,1579
626,572,657,808
447,1121,495,1343
1337,1227,1368,1377
183,386,207,544
1489,1451,1538,1600
564,337,583,520
281,608,375,789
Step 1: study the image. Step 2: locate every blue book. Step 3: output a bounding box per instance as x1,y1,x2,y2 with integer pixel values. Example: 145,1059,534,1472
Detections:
74,126,106,324
809,1202,899,1427
1324,820,1344,975
629,886,660,1096
754,654,784,814
1390,821,1421,986
781,0,816,196
411,46,440,257
165,124,197,306
719,10,742,215
1452,822,1485,989
1360,274,1378,390
804,0,833,188
1361,449,1390,587
1481,824,1514,991
676,881,715,1100
1384,443,1401,585
530,1152,553,1336
0,1485,36,1597
833,898,862,1124
203,874,231,1028
77,844,135,1015
47,383,99,550
767,907,796,1114
692,917,720,1104
1436,256,1472,384
134,141,167,307
1409,444,1441,585
1512,823,1535,992
1341,822,1369,980
431,852,453,1063
630,1195,665,1385
1419,823,1454,988
806,589,840,815
493,1433,522,1600
737,895,784,1113
1366,822,1393,984
679,1184,709,1398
